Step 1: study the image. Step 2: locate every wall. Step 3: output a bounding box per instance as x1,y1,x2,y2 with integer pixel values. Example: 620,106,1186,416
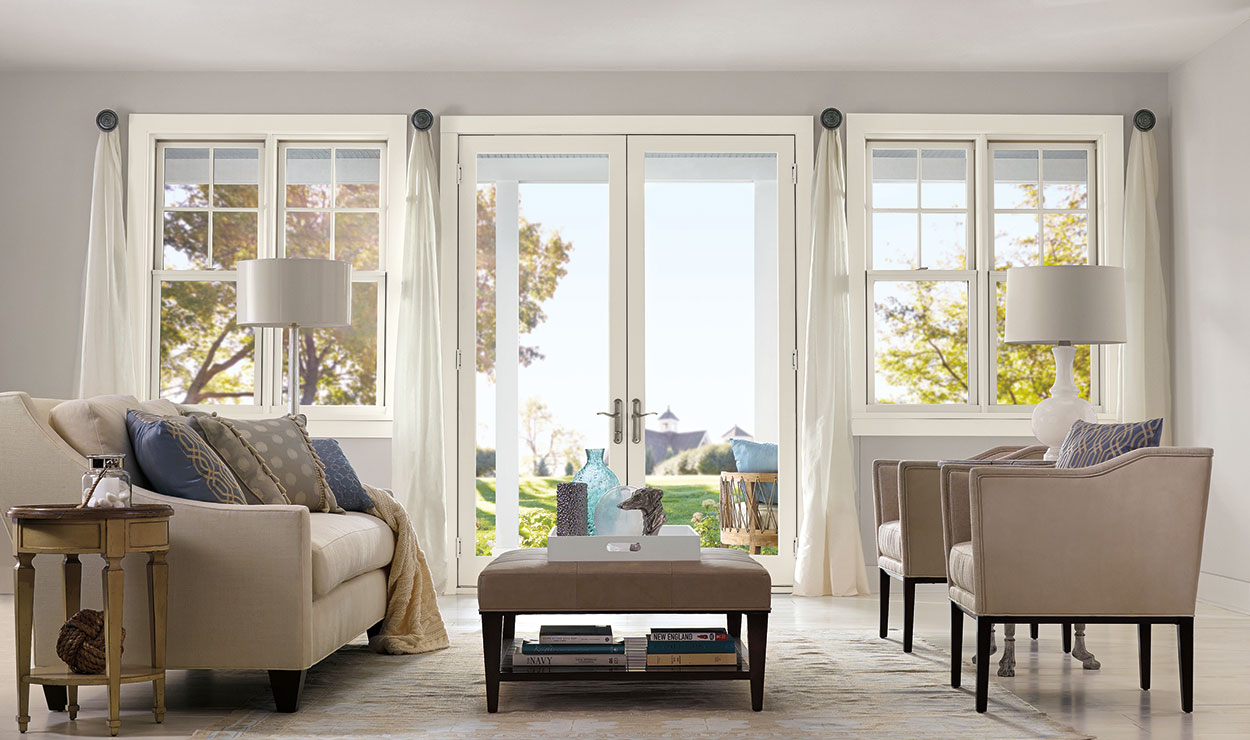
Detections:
0,70,1168,566
1171,21,1250,613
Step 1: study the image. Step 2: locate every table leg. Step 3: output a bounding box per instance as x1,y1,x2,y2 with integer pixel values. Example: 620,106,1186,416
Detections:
746,611,768,711
501,613,515,652
102,556,124,737
63,555,81,720
14,553,35,733
726,611,742,639
481,613,503,713
148,552,168,723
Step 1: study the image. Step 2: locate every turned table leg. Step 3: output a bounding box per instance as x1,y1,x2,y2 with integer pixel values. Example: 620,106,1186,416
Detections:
1071,623,1100,670
14,553,35,734
102,555,124,736
62,554,81,720
148,552,168,723
997,623,1017,677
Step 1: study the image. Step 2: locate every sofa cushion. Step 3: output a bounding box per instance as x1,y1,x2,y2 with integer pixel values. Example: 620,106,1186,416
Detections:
49,395,181,488
1056,418,1164,469
311,438,372,512
189,414,290,506
310,512,395,598
876,520,902,561
948,541,975,594
217,415,342,513
126,410,249,505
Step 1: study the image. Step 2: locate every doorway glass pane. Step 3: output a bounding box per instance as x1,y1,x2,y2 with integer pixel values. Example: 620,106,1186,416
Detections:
474,153,611,555
642,152,780,555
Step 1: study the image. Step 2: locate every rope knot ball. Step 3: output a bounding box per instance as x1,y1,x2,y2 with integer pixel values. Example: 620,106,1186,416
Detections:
57,609,125,674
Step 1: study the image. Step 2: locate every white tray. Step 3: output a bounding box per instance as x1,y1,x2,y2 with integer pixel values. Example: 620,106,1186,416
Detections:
546,525,701,562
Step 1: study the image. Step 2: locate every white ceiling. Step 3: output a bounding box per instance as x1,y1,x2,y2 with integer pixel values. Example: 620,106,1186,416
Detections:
2,0,1249,73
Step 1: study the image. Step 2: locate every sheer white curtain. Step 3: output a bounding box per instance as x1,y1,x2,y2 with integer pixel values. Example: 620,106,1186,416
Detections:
794,128,870,597
393,129,449,590
1120,125,1172,441
78,126,139,398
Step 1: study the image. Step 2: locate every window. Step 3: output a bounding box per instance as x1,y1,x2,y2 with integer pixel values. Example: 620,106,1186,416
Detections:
847,115,1124,428
130,115,406,424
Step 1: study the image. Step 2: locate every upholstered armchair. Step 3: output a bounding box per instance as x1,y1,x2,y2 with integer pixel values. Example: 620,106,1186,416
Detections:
872,444,1045,652
940,447,1214,713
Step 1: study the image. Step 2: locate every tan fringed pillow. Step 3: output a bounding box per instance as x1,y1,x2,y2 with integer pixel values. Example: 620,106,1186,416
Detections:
189,414,290,506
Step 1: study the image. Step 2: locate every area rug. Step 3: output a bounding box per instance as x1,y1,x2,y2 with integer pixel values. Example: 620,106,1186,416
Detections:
192,628,1089,740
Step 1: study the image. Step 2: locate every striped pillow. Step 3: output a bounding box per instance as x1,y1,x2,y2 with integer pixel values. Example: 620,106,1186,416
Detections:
1055,418,1164,469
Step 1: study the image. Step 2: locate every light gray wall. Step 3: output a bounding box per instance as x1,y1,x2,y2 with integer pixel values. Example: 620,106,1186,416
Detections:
0,70,1168,565
1170,22,1250,613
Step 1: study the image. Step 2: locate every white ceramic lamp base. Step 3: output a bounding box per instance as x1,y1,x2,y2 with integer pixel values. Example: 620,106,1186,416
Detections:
1031,344,1096,460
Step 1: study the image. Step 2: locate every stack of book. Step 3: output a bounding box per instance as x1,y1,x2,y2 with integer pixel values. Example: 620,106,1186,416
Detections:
646,627,739,669
511,625,627,672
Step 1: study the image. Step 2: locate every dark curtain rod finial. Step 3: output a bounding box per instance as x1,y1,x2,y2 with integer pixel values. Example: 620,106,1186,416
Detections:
411,109,434,131
1133,109,1156,132
96,109,118,133
820,107,843,130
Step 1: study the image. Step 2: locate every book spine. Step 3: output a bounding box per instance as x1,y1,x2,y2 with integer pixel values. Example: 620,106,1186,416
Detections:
538,635,614,645
649,631,729,642
521,643,625,655
647,641,738,654
515,653,628,667
646,653,738,666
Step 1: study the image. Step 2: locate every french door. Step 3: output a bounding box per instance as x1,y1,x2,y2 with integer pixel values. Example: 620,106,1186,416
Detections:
455,133,798,587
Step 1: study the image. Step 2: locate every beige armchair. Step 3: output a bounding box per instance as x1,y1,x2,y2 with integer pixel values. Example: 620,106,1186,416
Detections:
940,447,1213,713
873,444,1045,652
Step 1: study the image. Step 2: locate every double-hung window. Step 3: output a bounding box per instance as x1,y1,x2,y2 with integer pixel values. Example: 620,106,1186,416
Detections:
846,115,1124,431
129,115,407,428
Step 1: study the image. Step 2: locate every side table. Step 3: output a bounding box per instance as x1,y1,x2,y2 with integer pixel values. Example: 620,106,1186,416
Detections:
8,504,173,736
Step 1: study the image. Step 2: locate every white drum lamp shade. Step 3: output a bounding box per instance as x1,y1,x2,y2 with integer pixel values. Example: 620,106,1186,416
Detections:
1005,265,1127,459
236,258,352,414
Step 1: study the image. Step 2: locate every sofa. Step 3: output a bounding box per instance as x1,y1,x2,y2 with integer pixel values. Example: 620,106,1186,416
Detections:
0,391,395,711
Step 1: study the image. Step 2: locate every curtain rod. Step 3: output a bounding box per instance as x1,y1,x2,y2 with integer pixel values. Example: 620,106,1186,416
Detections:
820,108,842,130
1133,109,1156,132
96,109,118,132
411,109,434,131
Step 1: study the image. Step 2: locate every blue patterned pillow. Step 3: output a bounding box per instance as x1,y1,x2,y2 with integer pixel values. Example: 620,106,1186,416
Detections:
311,438,372,512
126,410,249,504
1055,418,1164,469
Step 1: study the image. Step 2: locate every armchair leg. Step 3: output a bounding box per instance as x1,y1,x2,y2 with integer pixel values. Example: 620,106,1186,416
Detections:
1177,618,1194,713
1138,623,1151,690
1061,622,1072,654
902,578,917,653
975,618,992,713
950,602,963,688
878,569,890,639
267,670,306,713
1030,622,1039,640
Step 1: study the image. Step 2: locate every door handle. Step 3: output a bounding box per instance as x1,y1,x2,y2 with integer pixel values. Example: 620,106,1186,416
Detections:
631,398,657,444
597,399,624,444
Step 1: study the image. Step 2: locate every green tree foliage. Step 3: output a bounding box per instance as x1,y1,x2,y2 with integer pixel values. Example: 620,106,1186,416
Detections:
475,187,574,379
874,184,1091,405
520,397,583,476
654,443,737,476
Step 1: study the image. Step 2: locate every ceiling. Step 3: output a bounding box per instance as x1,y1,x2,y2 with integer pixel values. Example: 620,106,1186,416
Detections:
2,0,1249,73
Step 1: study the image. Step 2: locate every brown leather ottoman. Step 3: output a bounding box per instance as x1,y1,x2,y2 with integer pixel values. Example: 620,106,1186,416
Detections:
478,548,772,712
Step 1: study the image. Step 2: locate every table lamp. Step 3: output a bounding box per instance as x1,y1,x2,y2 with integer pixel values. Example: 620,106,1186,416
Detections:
1005,265,1126,459
237,258,351,415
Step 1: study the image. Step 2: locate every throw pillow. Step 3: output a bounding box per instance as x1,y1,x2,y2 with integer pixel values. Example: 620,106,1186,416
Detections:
730,439,778,474
1055,418,1164,469
50,395,182,489
214,415,342,513
125,410,249,504
189,414,291,506
310,438,373,512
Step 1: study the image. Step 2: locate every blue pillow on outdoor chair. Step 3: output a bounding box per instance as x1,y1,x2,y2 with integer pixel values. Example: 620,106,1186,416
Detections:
730,439,778,474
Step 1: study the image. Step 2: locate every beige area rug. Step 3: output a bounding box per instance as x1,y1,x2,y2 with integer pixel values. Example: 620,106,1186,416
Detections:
192,628,1089,740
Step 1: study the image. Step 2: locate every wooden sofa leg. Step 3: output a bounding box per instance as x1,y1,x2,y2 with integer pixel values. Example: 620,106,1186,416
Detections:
902,578,917,653
1030,622,1039,640
268,670,306,713
1138,623,1151,690
1061,622,1072,654
950,602,963,688
43,685,67,711
1178,618,1194,713
878,569,890,639
975,619,992,713
366,619,384,639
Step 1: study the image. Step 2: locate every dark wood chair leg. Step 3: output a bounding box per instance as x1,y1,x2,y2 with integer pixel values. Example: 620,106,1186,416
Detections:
1030,622,1039,640
975,618,992,713
366,619,384,640
1178,618,1194,713
42,685,67,711
726,611,742,639
1138,623,1151,690
268,670,306,713
950,602,963,688
502,613,516,649
1061,622,1072,654
902,578,917,653
879,569,890,639
481,612,504,713
746,611,768,711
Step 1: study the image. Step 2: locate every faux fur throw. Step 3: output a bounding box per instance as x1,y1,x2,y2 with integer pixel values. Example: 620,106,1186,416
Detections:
364,484,450,654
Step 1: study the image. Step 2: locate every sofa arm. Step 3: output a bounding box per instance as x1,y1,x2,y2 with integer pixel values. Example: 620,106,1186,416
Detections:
871,459,901,531
967,447,1213,618
896,461,945,576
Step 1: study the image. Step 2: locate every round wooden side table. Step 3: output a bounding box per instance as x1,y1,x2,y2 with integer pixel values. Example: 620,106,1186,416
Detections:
7,504,173,736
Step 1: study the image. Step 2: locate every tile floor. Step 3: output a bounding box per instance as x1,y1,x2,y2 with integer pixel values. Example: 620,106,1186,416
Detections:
0,586,1247,738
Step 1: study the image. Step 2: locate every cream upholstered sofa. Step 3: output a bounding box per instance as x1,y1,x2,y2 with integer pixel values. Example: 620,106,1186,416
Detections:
0,392,394,712
940,446,1214,713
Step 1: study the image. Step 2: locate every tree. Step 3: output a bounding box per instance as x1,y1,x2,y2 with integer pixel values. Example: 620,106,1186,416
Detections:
875,184,1091,405
475,187,574,380
519,397,583,477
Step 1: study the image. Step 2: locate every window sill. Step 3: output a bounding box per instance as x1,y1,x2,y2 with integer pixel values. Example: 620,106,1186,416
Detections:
851,413,1116,437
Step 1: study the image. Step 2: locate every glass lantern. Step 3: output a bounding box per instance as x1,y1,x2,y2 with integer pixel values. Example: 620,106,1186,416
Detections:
81,454,132,509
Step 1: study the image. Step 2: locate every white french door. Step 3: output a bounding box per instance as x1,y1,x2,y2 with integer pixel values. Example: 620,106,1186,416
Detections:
455,131,798,588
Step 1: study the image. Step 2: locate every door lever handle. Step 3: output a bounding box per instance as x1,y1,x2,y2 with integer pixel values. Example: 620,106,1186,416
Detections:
631,399,657,444
597,399,624,444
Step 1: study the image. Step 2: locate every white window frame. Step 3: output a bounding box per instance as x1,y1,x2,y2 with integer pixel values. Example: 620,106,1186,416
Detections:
126,114,407,437
846,114,1124,436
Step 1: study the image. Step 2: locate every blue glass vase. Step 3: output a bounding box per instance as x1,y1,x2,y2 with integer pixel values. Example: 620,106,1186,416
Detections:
573,448,619,536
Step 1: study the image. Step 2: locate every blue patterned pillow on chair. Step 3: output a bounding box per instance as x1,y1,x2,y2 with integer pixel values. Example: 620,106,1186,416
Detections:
126,410,249,504
1055,418,1164,469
